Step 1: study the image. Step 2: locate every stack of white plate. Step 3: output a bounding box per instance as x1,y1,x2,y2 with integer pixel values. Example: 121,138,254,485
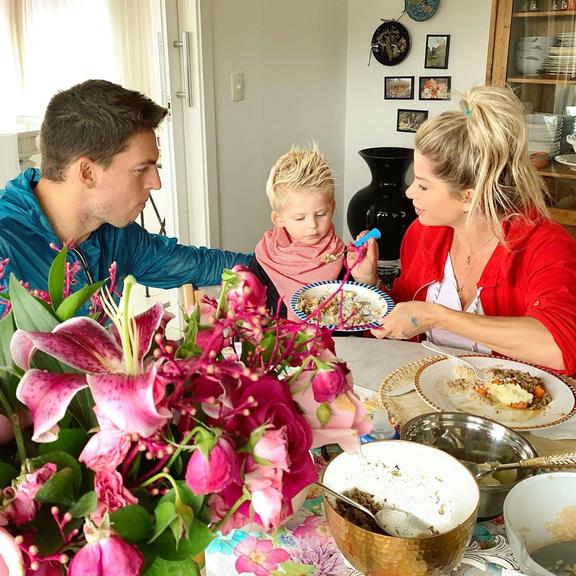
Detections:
525,113,562,157
515,36,554,76
542,33,576,77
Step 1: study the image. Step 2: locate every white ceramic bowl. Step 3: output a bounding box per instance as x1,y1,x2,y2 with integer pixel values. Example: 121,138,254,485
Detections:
503,472,576,576
567,134,576,154
322,440,479,535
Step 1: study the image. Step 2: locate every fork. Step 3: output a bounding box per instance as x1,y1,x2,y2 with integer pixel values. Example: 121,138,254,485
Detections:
420,341,490,382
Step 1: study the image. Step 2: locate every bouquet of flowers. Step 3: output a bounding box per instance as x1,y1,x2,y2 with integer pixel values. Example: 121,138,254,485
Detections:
0,251,371,576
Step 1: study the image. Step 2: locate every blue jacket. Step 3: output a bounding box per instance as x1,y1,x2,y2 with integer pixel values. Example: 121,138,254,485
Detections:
0,169,251,314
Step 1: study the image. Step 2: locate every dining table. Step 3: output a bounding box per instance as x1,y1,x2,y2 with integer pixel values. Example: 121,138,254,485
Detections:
204,337,576,576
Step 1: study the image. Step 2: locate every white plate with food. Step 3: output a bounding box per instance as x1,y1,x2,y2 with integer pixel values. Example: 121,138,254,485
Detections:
290,280,394,332
414,356,576,431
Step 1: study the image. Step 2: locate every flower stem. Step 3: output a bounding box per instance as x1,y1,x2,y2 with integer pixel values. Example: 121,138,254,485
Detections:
0,381,27,468
214,493,250,531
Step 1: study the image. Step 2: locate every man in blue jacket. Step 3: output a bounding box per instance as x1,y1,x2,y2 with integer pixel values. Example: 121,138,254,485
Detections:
0,80,250,315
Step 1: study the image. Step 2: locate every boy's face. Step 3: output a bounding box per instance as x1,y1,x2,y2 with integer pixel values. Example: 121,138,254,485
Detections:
272,188,335,245
90,130,161,228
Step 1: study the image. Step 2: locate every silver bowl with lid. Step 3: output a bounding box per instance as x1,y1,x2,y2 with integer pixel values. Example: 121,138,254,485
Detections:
401,412,538,517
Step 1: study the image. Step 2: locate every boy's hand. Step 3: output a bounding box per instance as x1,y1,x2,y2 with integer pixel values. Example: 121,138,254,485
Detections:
348,231,379,285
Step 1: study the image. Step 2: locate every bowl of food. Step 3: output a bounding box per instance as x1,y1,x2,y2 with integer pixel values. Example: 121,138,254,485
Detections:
504,472,576,576
321,440,479,576
401,412,538,518
290,280,394,332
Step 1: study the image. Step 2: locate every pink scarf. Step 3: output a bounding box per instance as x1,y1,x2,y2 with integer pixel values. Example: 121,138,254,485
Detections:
255,225,346,320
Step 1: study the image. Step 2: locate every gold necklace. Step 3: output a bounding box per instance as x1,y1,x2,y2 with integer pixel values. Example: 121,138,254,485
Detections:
462,236,494,269
454,237,497,298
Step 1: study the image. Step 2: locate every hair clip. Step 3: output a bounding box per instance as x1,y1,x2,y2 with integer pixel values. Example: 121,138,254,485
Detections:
464,108,472,117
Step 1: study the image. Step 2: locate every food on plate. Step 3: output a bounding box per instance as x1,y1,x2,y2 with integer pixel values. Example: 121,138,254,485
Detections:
448,366,552,410
296,289,381,327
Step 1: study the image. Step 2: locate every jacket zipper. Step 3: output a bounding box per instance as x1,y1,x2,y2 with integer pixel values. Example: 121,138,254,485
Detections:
71,248,94,285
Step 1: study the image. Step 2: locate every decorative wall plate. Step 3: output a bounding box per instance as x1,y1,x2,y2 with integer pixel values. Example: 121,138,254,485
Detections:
405,0,440,22
371,20,411,66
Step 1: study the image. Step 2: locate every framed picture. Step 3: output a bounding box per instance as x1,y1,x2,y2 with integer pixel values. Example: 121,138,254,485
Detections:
425,34,450,69
419,76,451,100
397,109,429,133
384,76,414,100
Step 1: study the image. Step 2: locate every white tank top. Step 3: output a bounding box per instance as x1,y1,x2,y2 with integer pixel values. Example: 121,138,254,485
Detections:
425,255,491,354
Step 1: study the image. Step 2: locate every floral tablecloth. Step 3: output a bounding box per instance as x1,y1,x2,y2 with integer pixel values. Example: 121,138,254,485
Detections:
205,451,518,576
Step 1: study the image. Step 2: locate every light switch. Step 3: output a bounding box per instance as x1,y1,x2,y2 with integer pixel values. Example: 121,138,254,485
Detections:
231,72,245,102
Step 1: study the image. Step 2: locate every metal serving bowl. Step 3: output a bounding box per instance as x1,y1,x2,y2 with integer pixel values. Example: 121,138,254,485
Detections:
401,412,538,518
322,440,479,576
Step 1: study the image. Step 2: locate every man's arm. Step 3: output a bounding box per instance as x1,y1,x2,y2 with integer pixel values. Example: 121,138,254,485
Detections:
124,225,251,288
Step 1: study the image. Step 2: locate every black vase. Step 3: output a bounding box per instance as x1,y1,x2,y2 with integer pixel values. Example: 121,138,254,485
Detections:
347,147,416,263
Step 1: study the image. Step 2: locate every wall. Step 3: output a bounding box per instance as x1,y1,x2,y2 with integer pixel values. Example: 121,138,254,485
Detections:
209,0,493,251
343,0,493,240
210,0,348,252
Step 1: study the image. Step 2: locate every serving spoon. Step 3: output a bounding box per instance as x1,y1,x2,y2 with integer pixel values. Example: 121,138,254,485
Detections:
315,481,435,538
461,451,576,481
420,341,490,382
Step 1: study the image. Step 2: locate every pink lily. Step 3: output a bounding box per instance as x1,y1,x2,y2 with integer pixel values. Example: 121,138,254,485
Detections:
12,277,170,442
0,527,24,576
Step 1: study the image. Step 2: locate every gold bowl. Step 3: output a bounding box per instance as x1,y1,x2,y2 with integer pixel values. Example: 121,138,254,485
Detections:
322,440,479,576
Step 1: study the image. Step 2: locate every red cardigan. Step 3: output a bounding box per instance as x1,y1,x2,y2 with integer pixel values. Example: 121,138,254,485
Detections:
389,217,576,374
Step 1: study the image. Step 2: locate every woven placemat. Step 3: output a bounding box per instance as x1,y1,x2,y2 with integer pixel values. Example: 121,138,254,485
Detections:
377,356,576,457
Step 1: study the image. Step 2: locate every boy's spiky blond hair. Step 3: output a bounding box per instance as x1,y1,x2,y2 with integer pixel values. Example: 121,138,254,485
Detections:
266,144,335,211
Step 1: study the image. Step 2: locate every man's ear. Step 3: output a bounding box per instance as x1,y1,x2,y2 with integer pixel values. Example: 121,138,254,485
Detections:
271,210,284,227
76,158,97,188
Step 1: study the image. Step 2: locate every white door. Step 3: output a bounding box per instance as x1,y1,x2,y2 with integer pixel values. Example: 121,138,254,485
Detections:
135,0,218,332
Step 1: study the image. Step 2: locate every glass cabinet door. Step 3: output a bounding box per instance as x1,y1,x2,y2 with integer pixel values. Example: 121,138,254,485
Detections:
492,0,576,235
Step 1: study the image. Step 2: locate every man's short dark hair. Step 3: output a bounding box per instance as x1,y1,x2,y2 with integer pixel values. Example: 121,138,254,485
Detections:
39,79,168,181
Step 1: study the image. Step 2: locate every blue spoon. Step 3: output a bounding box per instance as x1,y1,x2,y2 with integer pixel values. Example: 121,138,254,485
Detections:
353,227,381,247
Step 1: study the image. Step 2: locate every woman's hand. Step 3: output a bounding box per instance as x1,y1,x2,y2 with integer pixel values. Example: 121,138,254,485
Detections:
371,301,441,340
348,231,379,285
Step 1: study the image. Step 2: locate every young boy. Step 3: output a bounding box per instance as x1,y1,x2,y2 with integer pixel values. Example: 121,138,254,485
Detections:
250,144,347,319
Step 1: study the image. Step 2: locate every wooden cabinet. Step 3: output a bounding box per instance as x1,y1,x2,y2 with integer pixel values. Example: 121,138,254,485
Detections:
488,0,576,235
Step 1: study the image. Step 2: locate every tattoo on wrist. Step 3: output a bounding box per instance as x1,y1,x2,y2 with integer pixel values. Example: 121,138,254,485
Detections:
410,316,419,327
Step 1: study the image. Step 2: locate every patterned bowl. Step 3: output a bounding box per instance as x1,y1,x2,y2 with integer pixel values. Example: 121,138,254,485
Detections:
321,440,479,576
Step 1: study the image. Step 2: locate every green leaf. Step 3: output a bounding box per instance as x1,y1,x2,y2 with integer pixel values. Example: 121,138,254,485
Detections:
48,246,67,310
0,292,10,301
55,280,105,321
149,521,214,560
110,505,153,543
29,450,82,492
38,428,88,459
159,481,205,516
35,467,75,506
9,274,59,332
0,462,18,488
69,491,97,518
67,388,97,431
149,501,178,542
143,556,200,576
316,402,332,427
0,311,15,369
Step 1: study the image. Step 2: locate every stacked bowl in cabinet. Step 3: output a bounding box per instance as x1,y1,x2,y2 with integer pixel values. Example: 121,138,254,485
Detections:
525,114,562,158
515,36,554,76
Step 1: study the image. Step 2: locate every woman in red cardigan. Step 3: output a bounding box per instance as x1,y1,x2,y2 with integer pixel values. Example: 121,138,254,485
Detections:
370,85,576,374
